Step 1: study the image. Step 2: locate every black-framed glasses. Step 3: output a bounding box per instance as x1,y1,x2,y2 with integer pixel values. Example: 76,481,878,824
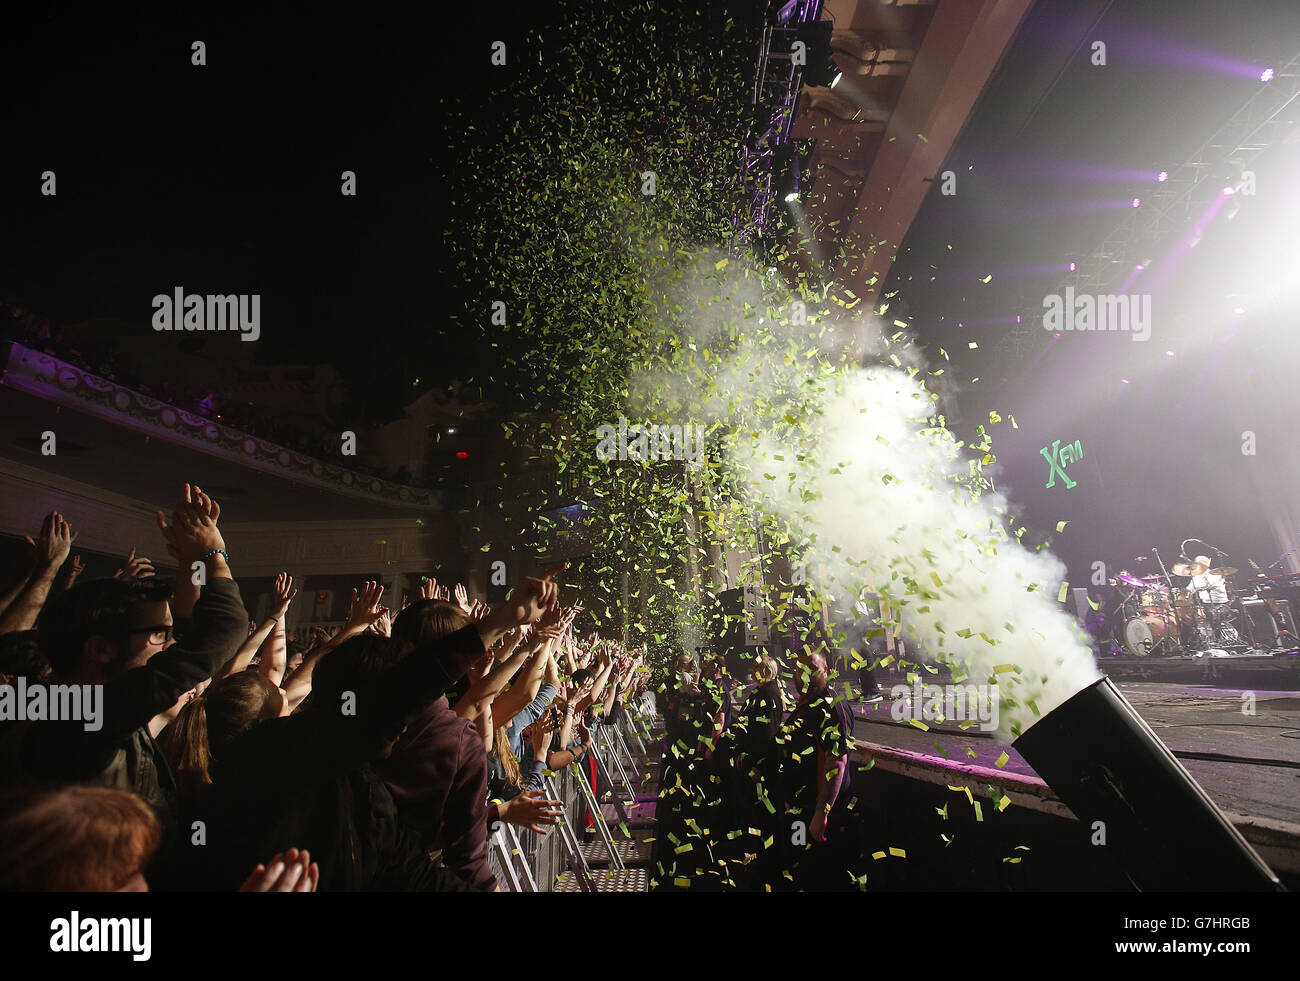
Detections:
126,624,174,645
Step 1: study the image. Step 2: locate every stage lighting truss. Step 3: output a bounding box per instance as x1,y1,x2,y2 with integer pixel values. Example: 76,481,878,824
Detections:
1057,48,1300,297
732,0,837,254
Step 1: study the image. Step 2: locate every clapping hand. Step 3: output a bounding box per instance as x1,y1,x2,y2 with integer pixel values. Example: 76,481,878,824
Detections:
238,848,318,893
26,511,78,572
155,484,224,565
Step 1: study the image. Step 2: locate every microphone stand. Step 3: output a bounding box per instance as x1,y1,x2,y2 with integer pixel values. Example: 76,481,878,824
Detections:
1152,548,1181,654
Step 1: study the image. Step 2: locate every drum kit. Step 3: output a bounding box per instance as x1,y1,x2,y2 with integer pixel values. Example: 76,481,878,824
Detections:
1092,543,1300,658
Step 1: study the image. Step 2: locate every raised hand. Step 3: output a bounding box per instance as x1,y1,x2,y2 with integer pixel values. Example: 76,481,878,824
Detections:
155,483,225,564
469,599,490,621
346,581,386,631
370,607,392,638
25,511,78,572
454,582,470,613
526,709,558,755
114,546,156,580
419,577,438,601
238,848,318,893
272,572,297,619
64,554,86,589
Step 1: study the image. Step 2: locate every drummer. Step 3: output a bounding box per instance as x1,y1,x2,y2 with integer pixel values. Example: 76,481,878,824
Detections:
1187,555,1229,605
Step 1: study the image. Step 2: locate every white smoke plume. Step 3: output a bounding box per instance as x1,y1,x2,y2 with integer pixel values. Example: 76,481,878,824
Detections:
631,261,1101,742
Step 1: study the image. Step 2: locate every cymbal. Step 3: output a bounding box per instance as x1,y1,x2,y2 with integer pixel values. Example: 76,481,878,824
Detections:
1115,572,1147,588
1209,566,1238,577
1172,561,1207,577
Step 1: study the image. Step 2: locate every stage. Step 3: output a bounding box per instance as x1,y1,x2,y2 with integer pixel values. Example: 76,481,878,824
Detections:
849,679,1300,886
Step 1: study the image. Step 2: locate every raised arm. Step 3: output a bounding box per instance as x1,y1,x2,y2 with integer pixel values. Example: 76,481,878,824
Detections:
453,626,531,720
281,580,383,712
0,512,76,635
257,573,295,686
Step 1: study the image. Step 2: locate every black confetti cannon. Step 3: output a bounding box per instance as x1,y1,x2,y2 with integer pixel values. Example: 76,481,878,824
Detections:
1013,677,1283,891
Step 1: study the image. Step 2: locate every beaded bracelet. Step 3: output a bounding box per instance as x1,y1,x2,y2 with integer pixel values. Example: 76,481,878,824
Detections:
201,548,230,563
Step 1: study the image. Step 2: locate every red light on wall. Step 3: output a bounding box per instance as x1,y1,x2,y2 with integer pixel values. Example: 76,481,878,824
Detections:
318,592,327,600
455,451,469,459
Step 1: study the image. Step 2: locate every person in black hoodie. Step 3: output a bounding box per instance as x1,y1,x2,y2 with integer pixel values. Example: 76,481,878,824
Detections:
173,570,561,891
714,655,788,889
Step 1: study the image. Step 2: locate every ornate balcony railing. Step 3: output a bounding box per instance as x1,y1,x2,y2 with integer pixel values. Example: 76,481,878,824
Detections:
1,341,436,510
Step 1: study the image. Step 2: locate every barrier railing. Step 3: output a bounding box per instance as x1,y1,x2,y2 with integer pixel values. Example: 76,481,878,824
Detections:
487,696,659,892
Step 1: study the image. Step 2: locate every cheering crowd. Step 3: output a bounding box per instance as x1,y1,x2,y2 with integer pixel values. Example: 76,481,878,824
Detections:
0,485,652,892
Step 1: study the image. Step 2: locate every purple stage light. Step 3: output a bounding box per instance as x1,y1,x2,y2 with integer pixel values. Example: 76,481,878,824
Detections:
1165,350,1174,357
1068,261,1077,271
1121,379,1130,385
1131,197,1141,208
1016,315,1022,323
1222,185,1236,196
1157,171,1168,182
1135,264,1145,271
1260,67,1274,82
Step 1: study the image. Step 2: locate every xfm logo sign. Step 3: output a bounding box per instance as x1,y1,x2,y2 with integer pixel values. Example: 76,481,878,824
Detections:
1041,438,1083,490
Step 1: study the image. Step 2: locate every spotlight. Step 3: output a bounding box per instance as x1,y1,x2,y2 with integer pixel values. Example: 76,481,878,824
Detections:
1157,171,1169,182
1233,306,1245,314
795,21,842,89
772,139,816,205
1222,185,1236,196
1260,67,1274,82
1134,264,1144,272
1165,350,1174,356
1068,262,1077,271
447,427,457,434
1015,315,1022,323
1131,198,1141,208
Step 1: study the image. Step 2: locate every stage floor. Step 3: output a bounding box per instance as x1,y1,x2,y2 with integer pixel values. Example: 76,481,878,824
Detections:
853,681,1300,825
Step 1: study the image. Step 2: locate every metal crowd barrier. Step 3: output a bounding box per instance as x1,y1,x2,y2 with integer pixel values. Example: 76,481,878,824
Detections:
487,695,659,892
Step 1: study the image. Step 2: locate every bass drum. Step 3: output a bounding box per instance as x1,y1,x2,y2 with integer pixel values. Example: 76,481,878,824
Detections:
1123,615,1177,657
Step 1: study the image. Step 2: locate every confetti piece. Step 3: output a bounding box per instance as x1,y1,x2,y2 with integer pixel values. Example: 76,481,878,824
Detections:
995,751,1010,769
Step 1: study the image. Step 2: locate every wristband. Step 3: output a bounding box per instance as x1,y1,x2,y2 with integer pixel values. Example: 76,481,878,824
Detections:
201,548,230,564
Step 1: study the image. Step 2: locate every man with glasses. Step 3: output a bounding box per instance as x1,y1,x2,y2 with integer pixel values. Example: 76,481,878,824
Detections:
4,484,248,832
